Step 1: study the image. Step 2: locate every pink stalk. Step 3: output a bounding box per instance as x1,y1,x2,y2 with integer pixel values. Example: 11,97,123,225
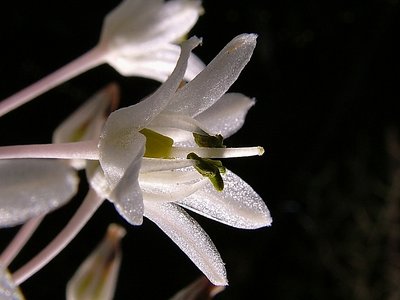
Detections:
12,189,104,285
0,140,99,160
0,46,107,117
0,215,44,268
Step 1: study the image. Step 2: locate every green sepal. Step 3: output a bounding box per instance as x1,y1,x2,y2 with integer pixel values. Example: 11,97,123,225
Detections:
193,133,225,148
140,128,173,158
187,152,226,191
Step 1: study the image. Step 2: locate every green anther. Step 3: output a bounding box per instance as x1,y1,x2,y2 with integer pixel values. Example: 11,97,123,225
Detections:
140,128,174,158
187,152,226,191
193,133,225,148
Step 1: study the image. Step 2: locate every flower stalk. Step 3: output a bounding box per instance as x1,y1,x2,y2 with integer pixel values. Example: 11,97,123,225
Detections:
12,189,103,285
0,47,106,117
0,215,44,268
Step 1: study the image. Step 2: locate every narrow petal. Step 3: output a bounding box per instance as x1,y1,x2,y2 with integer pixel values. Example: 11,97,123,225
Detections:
141,157,194,173
195,93,255,138
166,34,257,117
178,170,272,229
66,224,126,300
140,167,207,202
0,159,78,228
101,0,202,56
99,131,145,190
110,144,145,225
108,44,205,82
0,266,24,300
101,37,201,133
99,127,145,225
144,202,227,285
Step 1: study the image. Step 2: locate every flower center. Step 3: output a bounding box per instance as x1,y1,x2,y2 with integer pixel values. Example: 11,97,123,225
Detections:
140,128,173,158
140,128,228,191
140,127,263,192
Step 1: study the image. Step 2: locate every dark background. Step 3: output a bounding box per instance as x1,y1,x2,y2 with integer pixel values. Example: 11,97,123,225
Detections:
1,0,400,299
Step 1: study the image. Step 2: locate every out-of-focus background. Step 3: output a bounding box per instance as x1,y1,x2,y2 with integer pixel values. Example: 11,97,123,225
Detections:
1,0,400,299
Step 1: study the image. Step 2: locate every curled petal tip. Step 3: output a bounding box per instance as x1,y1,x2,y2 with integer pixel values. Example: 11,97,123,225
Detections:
231,33,258,49
213,276,229,287
246,211,272,229
263,214,273,227
240,33,258,43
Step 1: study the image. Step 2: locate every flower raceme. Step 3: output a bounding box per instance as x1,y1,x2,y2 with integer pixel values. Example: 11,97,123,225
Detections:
0,0,204,117
0,34,271,287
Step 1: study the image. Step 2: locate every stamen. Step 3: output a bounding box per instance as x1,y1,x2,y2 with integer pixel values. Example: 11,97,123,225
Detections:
187,153,225,191
170,146,264,159
193,133,225,148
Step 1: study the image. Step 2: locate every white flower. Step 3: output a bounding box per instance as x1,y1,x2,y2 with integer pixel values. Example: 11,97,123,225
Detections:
99,0,205,81
88,34,271,285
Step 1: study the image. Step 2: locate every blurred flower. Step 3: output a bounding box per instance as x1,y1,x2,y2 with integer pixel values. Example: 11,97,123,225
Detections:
0,159,78,228
99,0,205,81
0,0,204,117
66,224,126,300
0,265,24,300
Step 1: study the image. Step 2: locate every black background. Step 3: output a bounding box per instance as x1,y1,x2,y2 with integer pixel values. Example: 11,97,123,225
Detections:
1,0,400,299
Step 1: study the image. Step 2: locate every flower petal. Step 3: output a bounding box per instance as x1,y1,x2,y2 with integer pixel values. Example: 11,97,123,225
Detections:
99,130,145,190
178,169,272,229
101,0,202,56
140,167,206,202
111,144,145,225
0,265,24,300
98,128,145,225
166,34,257,117
66,224,126,300
0,159,78,227
144,202,227,285
101,37,201,133
107,44,205,82
141,157,194,173
195,93,255,138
